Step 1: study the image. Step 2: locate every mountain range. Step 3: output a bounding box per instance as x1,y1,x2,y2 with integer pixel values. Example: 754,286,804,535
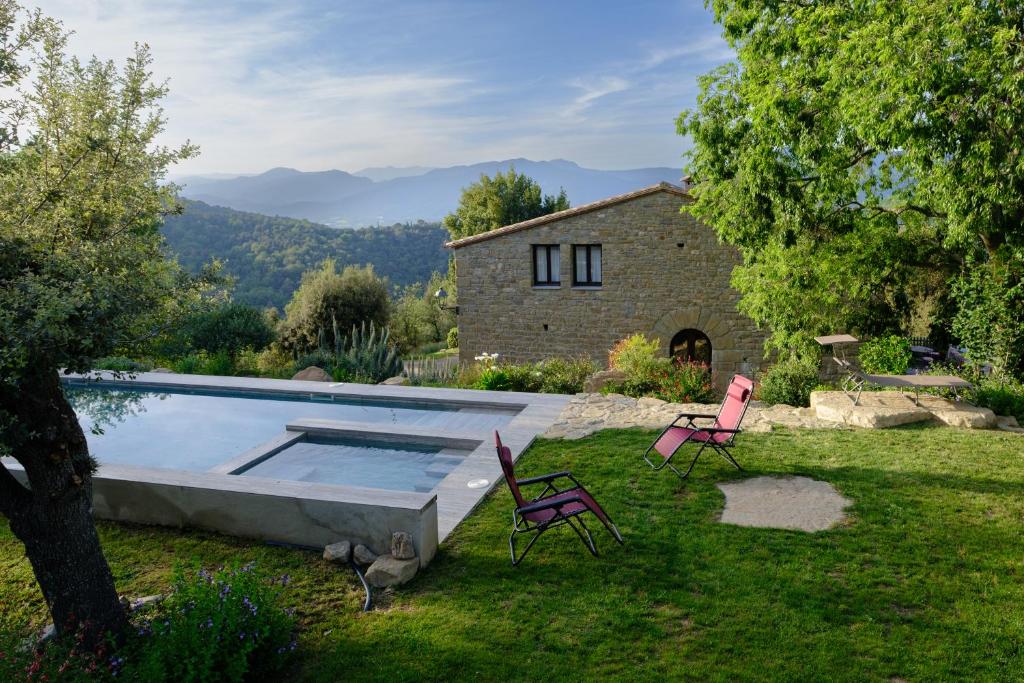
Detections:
161,201,448,310
177,159,682,228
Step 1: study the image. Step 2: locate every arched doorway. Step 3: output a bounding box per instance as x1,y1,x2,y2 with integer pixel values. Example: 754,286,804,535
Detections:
670,329,712,365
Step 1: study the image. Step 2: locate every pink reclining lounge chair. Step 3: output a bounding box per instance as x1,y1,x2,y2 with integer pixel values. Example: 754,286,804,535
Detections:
495,431,623,566
643,374,754,479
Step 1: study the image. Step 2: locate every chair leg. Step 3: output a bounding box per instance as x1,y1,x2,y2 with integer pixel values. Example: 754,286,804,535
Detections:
668,441,710,480
715,444,743,471
567,517,598,557
509,526,545,566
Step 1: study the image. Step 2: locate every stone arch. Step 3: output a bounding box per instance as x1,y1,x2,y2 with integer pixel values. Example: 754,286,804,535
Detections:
650,308,745,387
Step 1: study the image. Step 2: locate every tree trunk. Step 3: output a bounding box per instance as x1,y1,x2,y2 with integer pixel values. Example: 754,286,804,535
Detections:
0,367,127,642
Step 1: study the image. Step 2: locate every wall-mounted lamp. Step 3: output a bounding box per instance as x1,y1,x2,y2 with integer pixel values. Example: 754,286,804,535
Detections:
434,287,459,314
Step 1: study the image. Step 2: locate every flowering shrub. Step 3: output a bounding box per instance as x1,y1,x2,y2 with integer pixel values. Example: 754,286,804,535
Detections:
129,563,296,683
651,360,717,403
608,333,664,381
0,618,123,682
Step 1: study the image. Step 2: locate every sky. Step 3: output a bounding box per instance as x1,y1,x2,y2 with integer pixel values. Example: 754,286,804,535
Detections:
32,1,734,175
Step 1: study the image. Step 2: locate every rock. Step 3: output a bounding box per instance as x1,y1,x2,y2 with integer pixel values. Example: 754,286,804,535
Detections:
365,554,419,588
380,376,409,385
391,531,415,560
292,366,332,382
996,415,1024,434
128,594,164,612
353,544,378,565
39,623,56,643
323,540,351,563
637,397,667,409
810,391,932,428
583,369,628,393
151,367,175,373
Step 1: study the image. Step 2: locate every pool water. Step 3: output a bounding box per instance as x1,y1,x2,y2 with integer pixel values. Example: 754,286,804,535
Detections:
238,437,469,493
68,384,512,473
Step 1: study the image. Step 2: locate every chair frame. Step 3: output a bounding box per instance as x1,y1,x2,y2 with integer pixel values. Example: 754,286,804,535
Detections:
507,470,623,566
642,375,754,480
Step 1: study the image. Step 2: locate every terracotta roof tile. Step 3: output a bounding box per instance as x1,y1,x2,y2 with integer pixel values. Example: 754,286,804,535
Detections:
444,182,690,249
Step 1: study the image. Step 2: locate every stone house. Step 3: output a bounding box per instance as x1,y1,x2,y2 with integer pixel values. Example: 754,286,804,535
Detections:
445,183,768,385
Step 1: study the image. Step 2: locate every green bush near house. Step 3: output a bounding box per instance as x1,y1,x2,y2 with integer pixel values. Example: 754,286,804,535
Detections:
446,326,459,349
858,335,912,375
758,358,820,407
971,375,1024,423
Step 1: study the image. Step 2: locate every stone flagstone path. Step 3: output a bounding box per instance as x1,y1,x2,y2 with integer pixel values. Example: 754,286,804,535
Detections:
543,391,1023,440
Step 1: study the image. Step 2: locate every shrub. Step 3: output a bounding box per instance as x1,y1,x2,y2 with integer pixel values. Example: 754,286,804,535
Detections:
128,563,296,682
858,335,912,374
653,360,717,403
93,356,152,373
759,358,820,407
446,326,458,349
172,350,234,376
341,321,403,383
608,333,665,382
537,357,594,394
278,260,390,354
973,376,1024,422
183,303,276,356
235,346,294,379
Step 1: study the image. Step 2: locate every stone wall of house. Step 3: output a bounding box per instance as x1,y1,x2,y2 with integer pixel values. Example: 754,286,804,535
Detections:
452,190,768,385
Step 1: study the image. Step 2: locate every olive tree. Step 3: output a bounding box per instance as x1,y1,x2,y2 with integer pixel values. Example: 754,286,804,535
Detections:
0,4,207,640
443,167,569,240
680,0,1024,373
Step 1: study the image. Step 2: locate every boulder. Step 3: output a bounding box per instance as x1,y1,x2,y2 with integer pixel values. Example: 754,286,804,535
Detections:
365,554,418,588
292,366,332,382
810,391,932,428
353,544,378,565
390,531,415,560
380,376,409,386
151,367,175,374
583,369,628,393
323,540,351,563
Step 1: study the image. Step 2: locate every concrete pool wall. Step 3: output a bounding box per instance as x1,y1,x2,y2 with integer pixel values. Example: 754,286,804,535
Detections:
7,372,570,565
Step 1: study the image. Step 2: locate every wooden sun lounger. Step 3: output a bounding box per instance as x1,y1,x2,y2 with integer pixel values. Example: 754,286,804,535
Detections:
814,335,973,405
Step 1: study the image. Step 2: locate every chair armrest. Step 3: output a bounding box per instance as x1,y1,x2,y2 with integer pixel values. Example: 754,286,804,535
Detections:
677,412,717,420
516,471,576,487
700,427,741,435
517,494,583,516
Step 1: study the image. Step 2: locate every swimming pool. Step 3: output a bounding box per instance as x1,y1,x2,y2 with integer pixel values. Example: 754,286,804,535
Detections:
68,383,515,474
237,436,472,493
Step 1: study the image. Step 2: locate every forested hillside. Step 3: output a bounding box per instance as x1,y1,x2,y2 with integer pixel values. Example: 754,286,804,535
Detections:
161,201,449,309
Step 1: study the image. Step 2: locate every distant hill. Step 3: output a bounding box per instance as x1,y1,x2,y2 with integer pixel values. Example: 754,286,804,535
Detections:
179,158,682,227
161,201,449,310
354,165,434,182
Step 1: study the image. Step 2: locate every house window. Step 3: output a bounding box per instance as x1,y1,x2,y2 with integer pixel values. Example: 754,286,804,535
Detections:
573,244,602,286
532,244,560,286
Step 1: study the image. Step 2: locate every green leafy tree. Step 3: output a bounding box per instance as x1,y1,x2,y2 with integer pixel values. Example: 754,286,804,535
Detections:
443,167,569,240
278,260,390,353
390,271,456,354
679,0,1024,373
0,4,208,640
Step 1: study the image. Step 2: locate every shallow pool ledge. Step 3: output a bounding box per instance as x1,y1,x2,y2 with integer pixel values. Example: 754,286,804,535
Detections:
6,462,438,566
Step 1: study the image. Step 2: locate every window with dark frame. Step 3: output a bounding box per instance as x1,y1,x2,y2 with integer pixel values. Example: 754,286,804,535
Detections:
532,244,560,286
573,244,602,286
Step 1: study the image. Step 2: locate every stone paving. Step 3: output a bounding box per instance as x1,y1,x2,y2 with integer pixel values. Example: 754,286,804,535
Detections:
717,476,852,532
543,391,1023,439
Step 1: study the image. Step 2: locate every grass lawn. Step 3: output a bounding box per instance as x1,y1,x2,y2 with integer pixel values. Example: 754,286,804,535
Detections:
3,426,1024,681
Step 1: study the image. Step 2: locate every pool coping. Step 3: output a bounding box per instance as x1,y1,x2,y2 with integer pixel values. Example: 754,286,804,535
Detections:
57,371,571,550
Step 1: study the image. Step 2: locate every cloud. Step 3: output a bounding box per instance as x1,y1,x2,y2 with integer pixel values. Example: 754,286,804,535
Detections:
28,0,734,172
561,76,631,120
